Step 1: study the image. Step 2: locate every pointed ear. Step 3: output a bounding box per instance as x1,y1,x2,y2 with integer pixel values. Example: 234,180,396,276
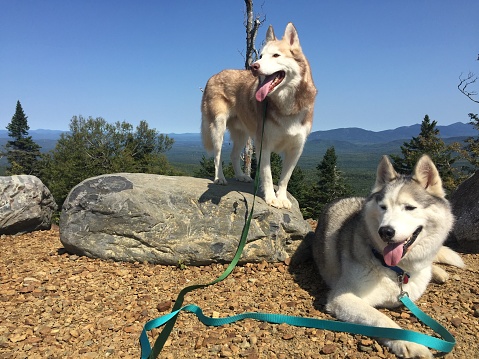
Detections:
373,156,397,192
265,25,276,42
283,22,300,47
413,155,445,197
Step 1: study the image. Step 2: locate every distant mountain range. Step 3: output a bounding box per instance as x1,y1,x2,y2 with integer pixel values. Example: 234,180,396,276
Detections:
0,121,474,144
167,121,475,145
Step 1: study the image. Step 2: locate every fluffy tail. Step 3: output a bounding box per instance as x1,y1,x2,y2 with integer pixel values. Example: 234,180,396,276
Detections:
435,246,466,268
201,116,214,153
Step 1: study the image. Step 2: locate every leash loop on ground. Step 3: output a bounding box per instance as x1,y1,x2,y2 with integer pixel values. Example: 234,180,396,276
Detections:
140,297,455,357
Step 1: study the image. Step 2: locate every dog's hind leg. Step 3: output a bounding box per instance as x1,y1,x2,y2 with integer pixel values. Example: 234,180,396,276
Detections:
203,114,228,185
431,246,465,283
229,127,253,183
434,245,465,268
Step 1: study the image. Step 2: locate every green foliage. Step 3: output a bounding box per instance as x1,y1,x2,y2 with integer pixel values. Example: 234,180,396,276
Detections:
287,166,306,203
300,147,353,219
270,152,282,184
193,155,234,179
39,115,177,207
462,112,479,170
389,115,465,192
194,155,216,178
4,101,41,175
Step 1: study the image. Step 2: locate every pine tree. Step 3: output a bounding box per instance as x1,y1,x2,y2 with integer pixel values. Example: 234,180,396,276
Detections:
287,166,305,204
463,112,479,170
390,114,464,192
301,147,352,219
5,101,41,175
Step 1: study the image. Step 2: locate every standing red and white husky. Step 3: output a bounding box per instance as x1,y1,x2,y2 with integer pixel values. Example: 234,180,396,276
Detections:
201,23,317,209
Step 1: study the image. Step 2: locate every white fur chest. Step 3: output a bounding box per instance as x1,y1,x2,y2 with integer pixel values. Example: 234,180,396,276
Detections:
264,111,310,152
354,263,432,309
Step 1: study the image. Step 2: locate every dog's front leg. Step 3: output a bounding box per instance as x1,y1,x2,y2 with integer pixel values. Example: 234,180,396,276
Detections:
259,148,278,207
275,147,303,209
327,292,432,358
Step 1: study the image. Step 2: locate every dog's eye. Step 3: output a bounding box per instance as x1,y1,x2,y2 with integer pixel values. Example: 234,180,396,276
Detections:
273,54,281,58
379,205,387,210
405,205,416,211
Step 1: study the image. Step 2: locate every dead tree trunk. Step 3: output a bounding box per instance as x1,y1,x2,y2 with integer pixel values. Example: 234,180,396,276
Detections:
243,0,264,177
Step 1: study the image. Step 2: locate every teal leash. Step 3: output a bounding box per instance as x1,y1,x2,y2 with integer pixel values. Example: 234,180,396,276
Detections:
140,295,454,358
139,101,456,357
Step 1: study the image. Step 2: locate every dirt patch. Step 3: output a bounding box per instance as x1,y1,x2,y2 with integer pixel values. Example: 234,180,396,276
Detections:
1,227,478,358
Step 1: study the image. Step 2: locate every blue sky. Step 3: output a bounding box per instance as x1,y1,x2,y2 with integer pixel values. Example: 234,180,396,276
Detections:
1,1,478,134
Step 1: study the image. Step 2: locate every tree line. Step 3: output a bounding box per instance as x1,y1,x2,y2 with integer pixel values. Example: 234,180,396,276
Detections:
2,101,479,219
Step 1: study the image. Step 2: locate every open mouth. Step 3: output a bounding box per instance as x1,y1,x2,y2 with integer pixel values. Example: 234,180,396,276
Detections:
383,226,423,266
255,71,286,102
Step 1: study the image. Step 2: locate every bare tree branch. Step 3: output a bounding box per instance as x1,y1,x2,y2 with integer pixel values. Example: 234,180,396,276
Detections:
243,0,266,69
458,72,479,104
242,0,266,177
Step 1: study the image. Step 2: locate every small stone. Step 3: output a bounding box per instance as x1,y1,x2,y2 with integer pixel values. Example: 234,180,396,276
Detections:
359,344,373,352
451,317,462,328
9,333,27,343
156,300,172,312
220,349,233,357
360,338,373,346
281,333,294,340
195,337,204,349
321,344,336,354
123,325,137,333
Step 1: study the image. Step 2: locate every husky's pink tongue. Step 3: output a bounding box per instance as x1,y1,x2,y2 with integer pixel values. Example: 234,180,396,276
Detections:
383,243,404,266
256,74,276,102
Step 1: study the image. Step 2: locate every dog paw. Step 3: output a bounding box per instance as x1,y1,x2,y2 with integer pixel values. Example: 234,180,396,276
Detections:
431,264,449,284
388,340,432,358
214,177,228,185
266,197,292,209
235,174,253,182
276,195,292,209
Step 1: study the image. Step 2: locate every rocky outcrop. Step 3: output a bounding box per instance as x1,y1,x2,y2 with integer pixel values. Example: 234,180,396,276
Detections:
59,174,311,265
0,175,57,235
449,171,479,252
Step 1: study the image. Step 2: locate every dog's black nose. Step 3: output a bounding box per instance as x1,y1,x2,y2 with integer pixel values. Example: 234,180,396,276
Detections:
378,226,395,241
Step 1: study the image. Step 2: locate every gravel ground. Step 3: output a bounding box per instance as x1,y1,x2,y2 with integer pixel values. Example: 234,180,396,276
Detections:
1,227,478,358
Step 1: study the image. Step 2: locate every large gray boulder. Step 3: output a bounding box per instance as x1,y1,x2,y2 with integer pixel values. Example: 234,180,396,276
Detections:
59,174,311,265
449,171,479,252
0,175,57,235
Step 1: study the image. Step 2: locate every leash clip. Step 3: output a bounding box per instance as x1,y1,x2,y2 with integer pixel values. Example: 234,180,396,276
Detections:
397,274,409,299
